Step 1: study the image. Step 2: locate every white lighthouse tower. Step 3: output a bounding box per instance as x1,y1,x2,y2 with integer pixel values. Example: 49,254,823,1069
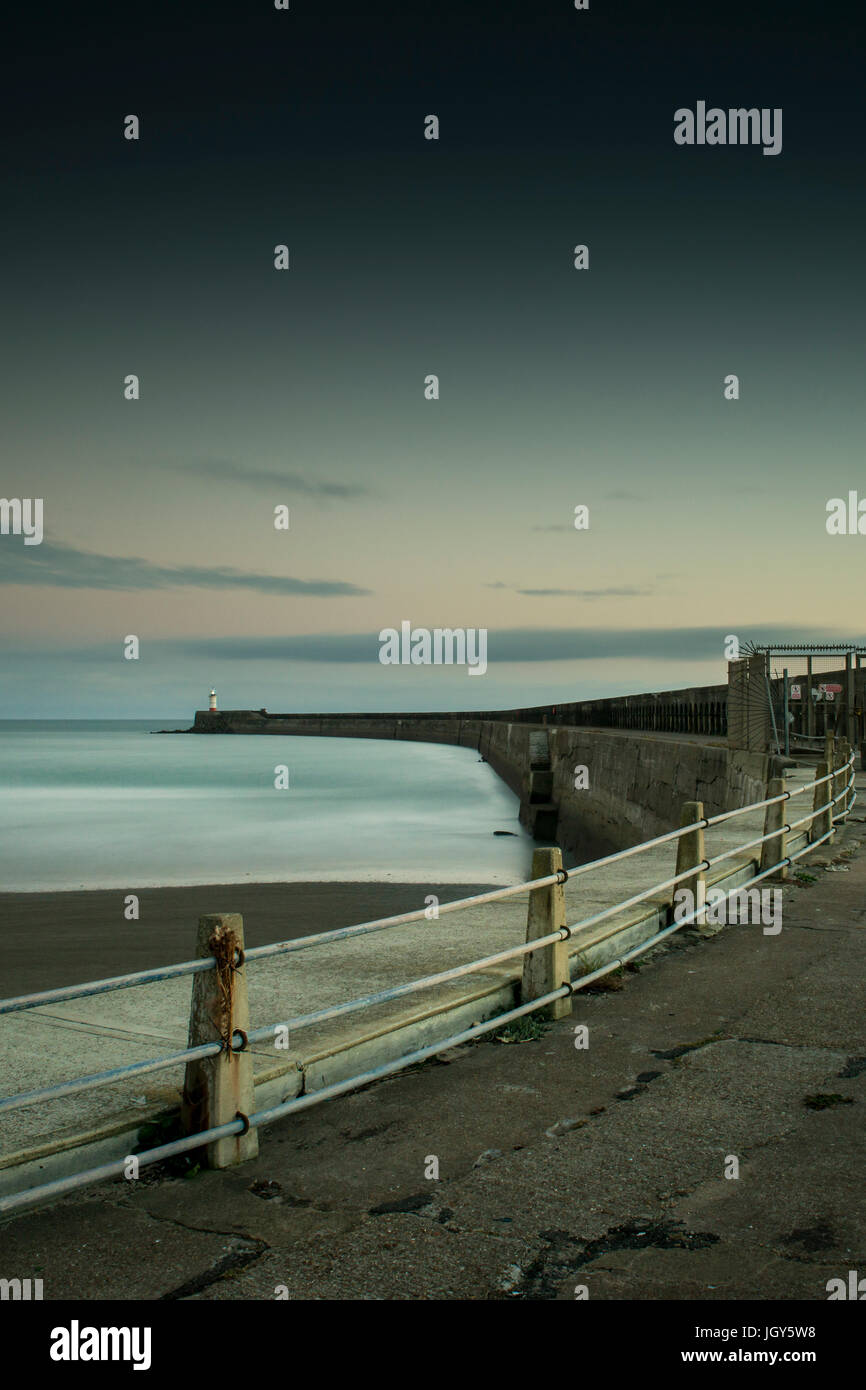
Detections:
209,689,218,711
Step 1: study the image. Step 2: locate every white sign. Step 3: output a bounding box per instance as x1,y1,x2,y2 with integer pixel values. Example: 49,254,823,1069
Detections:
790,685,801,700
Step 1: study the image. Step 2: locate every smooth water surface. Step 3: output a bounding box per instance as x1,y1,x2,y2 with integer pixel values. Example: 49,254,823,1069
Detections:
0,721,533,890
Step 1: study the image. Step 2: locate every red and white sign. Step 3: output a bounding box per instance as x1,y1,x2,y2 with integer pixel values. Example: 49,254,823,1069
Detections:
790,685,801,700
819,683,842,694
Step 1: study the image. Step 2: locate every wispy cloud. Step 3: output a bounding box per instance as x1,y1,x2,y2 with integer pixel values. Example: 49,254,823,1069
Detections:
158,458,371,499
0,540,369,596
516,586,652,599
154,625,848,665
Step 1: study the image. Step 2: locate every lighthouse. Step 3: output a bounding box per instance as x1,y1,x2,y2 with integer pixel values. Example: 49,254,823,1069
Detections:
209,689,218,711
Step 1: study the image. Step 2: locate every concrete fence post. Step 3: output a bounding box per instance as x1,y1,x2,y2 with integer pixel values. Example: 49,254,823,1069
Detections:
811,763,833,845
521,847,572,1021
760,777,789,880
181,913,259,1168
674,800,707,927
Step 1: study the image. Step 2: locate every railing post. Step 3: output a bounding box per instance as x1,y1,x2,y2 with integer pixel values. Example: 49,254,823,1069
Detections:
521,848,572,1020
760,778,789,880
675,801,707,928
811,763,833,844
181,913,259,1168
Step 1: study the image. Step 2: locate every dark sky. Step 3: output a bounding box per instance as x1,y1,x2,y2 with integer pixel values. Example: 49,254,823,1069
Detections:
2,1,864,715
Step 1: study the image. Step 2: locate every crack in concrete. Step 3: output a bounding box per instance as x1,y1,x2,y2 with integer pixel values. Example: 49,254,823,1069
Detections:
142,1210,272,1243
132,1211,273,1299
160,1237,269,1300
512,1220,720,1300
733,1036,848,1052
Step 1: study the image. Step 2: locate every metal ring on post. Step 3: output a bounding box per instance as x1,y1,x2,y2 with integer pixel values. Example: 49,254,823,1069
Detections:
555,869,568,884
559,925,572,941
231,1029,248,1053
233,947,245,968
234,1110,251,1136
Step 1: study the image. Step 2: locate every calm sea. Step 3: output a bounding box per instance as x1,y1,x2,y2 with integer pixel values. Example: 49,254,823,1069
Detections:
0,721,533,891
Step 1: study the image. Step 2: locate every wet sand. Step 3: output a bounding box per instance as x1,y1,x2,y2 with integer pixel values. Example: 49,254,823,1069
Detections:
0,881,499,996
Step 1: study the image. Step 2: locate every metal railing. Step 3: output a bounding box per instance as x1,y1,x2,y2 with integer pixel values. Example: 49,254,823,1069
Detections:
0,753,856,1218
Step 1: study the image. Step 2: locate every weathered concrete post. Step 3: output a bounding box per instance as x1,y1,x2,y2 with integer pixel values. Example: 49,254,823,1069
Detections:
182,913,259,1168
521,847,572,1020
760,777,789,880
811,763,833,845
674,801,707,928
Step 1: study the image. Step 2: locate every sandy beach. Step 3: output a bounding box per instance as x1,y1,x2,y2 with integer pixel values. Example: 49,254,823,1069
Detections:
0,881,499,997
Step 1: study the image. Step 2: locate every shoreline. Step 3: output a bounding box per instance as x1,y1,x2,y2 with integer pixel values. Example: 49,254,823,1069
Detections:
1,880,501,997
0,864,522,894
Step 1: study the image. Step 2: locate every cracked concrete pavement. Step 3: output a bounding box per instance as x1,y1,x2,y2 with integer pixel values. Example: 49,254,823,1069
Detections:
2,812,865,1301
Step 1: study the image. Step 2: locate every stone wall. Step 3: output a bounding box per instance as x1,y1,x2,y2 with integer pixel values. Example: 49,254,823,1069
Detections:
463,719,775,862
192,678,730,739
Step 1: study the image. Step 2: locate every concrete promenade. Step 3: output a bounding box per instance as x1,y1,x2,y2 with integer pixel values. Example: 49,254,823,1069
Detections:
1,778,863,1299
0,761,850,1197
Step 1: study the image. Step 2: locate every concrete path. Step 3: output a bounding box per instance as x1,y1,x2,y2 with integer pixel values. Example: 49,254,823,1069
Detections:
1,770,863,1299
0,761,831,1164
